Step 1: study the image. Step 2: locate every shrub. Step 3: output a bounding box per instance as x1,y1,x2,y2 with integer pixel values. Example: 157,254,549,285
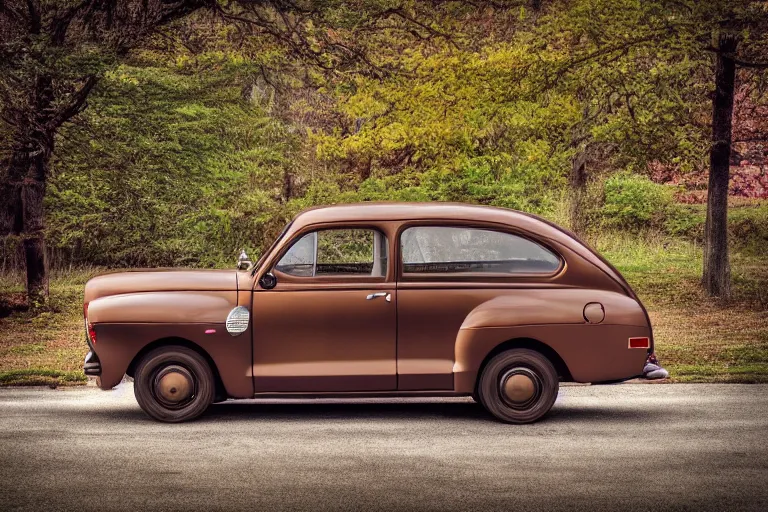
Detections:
728,202,768,255
664,204,704,241
601,173,675,230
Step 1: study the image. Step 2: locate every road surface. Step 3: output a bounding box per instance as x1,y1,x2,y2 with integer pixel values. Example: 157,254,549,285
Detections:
1,383,767,511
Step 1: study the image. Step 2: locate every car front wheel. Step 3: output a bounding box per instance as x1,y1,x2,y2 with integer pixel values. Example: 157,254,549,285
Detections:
477,348,559,424
134,346,215,423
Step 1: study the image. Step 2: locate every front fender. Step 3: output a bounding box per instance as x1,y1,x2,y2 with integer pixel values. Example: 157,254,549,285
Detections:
87,291,253,398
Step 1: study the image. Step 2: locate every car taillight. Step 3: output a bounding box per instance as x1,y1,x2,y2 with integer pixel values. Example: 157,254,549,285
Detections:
84,303,96,344
628,337,650,349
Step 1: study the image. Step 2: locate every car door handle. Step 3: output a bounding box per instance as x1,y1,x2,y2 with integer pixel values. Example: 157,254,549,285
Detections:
366,292,391,302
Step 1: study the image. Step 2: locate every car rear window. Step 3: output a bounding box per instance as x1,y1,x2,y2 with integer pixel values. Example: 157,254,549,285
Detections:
400,226,560,275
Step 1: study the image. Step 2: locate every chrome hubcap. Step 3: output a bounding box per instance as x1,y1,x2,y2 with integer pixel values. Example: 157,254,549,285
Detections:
153,365,194,407
499,367,541,410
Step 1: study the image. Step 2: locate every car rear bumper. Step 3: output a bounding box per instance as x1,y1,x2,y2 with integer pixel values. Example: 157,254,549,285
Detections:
83,350,101,376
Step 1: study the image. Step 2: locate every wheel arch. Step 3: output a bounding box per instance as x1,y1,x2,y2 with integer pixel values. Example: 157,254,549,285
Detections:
126,337,227,400
453,336,573,393
477,338,573,382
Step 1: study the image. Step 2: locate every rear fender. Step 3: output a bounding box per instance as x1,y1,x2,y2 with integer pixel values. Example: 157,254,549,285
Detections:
453,290,651,392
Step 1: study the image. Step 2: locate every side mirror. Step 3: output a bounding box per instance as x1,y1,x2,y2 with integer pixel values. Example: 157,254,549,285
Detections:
259,272,277,290
237,249,252,270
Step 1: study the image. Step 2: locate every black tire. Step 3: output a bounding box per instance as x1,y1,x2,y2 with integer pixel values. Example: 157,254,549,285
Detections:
477,348,559,424
133,346,215,423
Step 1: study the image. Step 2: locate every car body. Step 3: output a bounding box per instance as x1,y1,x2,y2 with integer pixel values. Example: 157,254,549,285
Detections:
83,202,653,423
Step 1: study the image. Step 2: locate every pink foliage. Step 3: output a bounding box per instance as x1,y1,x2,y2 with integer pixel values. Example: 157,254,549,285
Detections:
650,82,768,203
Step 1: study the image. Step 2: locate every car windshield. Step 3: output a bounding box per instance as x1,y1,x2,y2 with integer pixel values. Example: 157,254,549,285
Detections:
249,220,293,275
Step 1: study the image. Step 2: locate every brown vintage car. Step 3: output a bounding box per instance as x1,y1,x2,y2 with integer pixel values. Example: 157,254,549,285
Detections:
83,203,653,423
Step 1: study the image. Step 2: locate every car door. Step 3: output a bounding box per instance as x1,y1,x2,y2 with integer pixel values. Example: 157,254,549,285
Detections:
251,227,396,392
395,224,563,391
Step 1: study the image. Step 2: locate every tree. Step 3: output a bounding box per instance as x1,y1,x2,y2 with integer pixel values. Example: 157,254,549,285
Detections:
524,1,712,236
46,26,304,269
312,0,715,235
703,33,739,299
536,0,768,296
702,26,768,298
1,0,492,305
1,0,212,305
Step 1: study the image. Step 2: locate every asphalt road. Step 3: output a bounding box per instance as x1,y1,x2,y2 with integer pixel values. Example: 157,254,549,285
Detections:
1,383,767,512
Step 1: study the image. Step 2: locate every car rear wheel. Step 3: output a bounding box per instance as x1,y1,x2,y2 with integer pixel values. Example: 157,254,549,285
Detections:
134,346,215,423
478,348,559,424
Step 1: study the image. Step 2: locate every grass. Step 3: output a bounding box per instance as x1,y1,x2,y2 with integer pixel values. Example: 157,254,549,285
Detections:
1,204,767,386
0,368,87,386
596,228,768,383
0,269,100,387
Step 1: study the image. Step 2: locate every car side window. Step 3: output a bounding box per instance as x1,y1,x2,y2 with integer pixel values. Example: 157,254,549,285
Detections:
274,230,316,277
276,229,388,278
400,226,560,275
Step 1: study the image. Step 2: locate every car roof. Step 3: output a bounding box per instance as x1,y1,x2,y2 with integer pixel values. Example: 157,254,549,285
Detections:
292,203,578,248
295,202,535,225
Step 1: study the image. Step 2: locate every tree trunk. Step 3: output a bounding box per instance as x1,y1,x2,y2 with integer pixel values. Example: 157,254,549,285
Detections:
702,34,738,299
22,176,49,304
569,150,588,236
2,126,53,306
281,169,293,202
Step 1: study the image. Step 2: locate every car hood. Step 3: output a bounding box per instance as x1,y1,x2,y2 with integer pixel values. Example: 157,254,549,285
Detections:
84,269,239,303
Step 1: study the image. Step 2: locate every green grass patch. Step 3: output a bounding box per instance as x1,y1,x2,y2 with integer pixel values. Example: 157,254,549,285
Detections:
0,269,99,385
591,213,768,384
0,368,87,386
666,364,768,383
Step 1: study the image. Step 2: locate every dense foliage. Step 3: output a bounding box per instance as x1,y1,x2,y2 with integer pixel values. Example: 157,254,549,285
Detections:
2,0,767,272
47,47,300,267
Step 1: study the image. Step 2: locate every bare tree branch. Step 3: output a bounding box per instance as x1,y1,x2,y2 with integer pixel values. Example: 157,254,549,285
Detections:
48,75,98,130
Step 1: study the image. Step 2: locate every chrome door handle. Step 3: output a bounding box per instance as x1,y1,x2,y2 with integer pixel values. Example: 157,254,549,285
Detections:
366,292,391,302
